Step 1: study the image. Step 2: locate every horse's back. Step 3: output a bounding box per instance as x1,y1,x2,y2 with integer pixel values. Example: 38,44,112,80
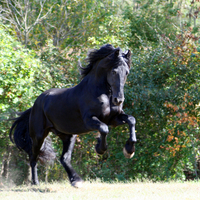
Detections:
31,87,88,134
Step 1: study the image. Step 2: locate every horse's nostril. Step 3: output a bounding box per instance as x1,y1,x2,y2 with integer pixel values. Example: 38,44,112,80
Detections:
119,100,122,104
114,98,123,105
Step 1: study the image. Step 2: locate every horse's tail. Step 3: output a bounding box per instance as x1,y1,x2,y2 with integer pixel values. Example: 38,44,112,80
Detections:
9,108,32,155
9,108,56,165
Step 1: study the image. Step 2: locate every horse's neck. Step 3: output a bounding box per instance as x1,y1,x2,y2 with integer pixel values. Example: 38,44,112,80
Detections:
80,74,110,95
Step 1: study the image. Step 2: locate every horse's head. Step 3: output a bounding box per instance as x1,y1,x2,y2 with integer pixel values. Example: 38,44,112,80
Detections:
106,48,131,106
80,44,131,106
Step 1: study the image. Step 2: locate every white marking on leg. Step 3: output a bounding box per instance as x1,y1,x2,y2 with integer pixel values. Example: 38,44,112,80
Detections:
72,181,83,188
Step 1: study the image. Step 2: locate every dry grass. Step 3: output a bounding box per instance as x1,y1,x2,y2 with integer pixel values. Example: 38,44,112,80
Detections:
0,180,200,200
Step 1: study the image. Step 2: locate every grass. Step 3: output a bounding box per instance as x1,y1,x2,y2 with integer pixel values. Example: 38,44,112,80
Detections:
0,180,200,200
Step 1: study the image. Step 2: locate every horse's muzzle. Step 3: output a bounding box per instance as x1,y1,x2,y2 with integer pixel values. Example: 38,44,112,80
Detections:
113,97,124,106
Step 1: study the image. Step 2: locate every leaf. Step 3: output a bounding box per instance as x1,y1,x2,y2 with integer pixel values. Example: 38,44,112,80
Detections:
0,88,4,95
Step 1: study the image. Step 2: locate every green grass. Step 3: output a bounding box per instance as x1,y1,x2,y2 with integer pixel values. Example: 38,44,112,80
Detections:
0,180,200,200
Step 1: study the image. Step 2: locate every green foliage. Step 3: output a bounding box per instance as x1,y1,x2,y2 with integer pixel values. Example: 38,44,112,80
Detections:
36,42,80,88
0,25,52,113
124,0,178,48
0,24,52,184
36,0,128,49
121,28,200,180
124,0,200,49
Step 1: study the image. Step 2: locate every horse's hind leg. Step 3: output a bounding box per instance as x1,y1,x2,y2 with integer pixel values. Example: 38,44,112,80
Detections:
29,130,46,185
59,134,83,188
29,114,48,185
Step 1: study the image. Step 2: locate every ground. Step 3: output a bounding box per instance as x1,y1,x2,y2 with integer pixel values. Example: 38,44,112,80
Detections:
0,180,200,200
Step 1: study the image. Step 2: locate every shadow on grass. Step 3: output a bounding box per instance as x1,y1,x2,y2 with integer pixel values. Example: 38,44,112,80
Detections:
0,185,56,193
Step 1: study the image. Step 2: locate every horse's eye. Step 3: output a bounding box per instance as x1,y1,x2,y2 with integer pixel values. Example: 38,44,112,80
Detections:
126,71,129,75
112,70,117,75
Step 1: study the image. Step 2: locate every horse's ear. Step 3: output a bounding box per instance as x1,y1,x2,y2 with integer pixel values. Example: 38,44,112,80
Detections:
124,50,131,68
125,50,131,60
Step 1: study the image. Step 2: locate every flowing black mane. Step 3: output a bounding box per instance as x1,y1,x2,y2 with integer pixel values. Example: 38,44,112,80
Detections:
80,44,116,79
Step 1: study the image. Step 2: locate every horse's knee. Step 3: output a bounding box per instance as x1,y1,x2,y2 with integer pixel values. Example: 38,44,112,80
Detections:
128,116,136,126
30,159,36,168
60,154,70,166
99,124,109,135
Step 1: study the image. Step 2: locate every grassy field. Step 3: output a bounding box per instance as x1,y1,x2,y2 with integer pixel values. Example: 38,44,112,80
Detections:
0,180,200,200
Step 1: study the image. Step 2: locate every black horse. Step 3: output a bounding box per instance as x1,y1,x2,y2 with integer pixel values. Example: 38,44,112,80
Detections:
9,44,136,188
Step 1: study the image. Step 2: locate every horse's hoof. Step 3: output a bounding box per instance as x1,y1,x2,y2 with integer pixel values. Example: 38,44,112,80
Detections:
94,147,100,155
95,145,106,155
71,180,83,188
94,146,102,155
95,147,106,155
123,147,135,159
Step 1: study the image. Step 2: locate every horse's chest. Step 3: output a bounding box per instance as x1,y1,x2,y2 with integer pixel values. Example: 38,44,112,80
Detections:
98,94,120,118
98,94,110,114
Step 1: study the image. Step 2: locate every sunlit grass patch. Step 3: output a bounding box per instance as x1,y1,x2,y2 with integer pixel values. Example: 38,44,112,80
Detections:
0,180,200,200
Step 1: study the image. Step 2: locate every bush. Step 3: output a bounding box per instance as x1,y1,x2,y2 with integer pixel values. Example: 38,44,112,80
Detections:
0,24,52,184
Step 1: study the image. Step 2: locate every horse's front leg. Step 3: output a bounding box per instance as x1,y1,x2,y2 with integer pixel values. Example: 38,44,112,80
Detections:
112,113,136,158
95,132,108,155
84,116,109,155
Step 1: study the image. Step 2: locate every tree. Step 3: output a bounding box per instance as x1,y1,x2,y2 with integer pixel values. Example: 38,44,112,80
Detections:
0,0,53,48
122,12,200,179
124,0,200,48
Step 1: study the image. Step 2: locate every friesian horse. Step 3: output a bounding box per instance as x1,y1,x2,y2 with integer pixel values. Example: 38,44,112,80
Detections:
9,44,136,188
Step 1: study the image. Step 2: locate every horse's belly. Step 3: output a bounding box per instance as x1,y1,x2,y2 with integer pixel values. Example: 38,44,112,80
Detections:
48,112,89,134
56,121,89,134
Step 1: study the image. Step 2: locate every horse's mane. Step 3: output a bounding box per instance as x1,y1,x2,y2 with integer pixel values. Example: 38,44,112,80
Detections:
80,44,116,79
